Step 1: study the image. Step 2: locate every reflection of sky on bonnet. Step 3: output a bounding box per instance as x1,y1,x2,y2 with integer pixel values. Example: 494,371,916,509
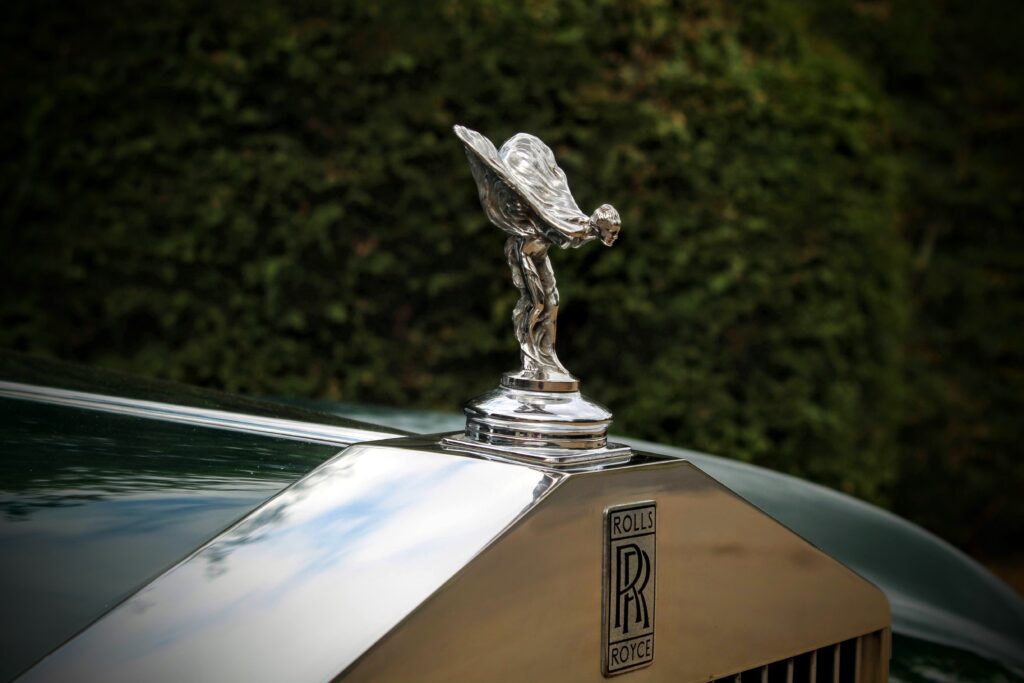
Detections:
24,446,554,683
0,488,277,632
0,397,341,683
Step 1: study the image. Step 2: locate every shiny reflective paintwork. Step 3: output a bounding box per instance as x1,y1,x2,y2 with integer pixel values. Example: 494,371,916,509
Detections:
0,380,394,446
293,402,1024,675
19,436,891,682
19,440,555,682
0,352,399,444
0,368,1018,681
891,635,1024,683
0,398,343,682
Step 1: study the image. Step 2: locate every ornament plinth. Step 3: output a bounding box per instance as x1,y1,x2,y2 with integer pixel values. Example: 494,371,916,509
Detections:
442,385,631,468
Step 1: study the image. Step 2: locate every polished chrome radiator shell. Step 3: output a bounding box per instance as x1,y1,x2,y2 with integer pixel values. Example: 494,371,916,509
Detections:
20,436,891,682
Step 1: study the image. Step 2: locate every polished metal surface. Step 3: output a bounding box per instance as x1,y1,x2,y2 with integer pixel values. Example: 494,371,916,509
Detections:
17,438,557,683
452,125,628,465
602,502,657,676
0,380,396,446
442,385,631,467
0,397,340,683
18,437,891,682
462,386,613,450
336,445,890,682
454,125,619,391
274,402,1024,671
443,435,632,469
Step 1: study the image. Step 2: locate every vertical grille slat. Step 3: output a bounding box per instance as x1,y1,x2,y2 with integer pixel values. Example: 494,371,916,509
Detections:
709,629,889,683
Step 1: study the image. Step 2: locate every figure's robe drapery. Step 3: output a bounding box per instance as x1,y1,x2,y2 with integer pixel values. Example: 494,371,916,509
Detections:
454,125,612,384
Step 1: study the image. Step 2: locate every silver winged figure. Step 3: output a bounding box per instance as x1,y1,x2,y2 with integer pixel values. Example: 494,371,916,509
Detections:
454,125,621,390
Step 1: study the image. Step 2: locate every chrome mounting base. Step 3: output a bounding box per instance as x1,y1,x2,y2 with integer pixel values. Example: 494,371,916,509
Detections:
442,384,632,468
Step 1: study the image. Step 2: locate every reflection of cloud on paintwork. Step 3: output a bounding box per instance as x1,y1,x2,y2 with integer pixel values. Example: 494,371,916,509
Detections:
0,392,344,683
198,449,496,578
18,445,556,683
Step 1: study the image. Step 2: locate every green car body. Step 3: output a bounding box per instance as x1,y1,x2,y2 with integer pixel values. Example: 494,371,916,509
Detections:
0,353,1021,681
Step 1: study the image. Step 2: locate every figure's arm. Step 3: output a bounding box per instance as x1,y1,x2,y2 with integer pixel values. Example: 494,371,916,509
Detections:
544,217,599,249
548,205,620,249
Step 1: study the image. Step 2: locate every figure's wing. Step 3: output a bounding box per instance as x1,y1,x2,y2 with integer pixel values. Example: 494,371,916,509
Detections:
454,125,533,238
454,125,504,175
453,125,506,203
454,125,596,246
499,134,593,244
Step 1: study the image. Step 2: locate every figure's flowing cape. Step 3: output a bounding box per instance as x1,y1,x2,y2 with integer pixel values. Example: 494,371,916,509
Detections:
454,125,591,246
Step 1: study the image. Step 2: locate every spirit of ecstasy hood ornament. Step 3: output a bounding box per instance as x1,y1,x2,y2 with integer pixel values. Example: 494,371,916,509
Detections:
445,125,630,467
453,125,620,390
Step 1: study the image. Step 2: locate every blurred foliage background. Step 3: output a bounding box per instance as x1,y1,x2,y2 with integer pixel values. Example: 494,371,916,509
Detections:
0,0,1021,562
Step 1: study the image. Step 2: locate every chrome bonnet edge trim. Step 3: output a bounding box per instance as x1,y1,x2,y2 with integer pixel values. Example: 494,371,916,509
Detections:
16,439,560,683
0,380,399,446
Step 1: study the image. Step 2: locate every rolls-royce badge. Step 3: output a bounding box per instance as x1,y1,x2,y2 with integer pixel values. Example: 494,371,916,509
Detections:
602,501,656,676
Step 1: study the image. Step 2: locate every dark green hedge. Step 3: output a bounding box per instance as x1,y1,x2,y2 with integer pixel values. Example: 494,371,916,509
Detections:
809,0,1024,556
1,0,1020,556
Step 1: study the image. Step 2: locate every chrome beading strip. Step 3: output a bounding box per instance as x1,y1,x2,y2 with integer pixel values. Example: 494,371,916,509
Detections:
464,424,608,450
442,433,631,467
0,380,397,446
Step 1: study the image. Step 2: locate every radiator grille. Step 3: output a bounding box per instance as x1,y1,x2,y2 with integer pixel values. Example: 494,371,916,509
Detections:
711,630,889,683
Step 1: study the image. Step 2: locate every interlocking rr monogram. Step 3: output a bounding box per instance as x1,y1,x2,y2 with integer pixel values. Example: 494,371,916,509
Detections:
603,502,656,676
615,543,652,634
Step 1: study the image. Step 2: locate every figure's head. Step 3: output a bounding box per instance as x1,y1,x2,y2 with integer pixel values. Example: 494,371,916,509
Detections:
590,204,621,246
